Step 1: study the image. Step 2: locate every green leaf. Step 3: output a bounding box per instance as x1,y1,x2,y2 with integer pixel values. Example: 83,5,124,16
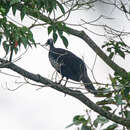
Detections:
45,0,57,14
3,41,9,54
53,32,58,42
28,33,35,44
21,26,28,32
93,118,98,128
10,0,19,5
58,30,63,37
0,35,2,45
12,5,17,16
102,44,106,48
96,88,112,98
94,115,109,127
81,125,91,130
96,99,115,105
107,47,112,52
61,35,68,48
0,6,6,14
21,37,28,49
62,24,70,35
124,111,130,119
123,87,130,100
103,123,118,130
117,41,126,47
20,7,26,21
14,47,18,54
56,1,65,14
128,72,130,80
73,115,86,125
117,49,125,58
114,94,123,105
65,123,74,128
102,106,112,111
109,52,114,59
48,26,53,35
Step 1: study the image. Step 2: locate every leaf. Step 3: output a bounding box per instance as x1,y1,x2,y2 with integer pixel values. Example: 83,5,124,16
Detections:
58,30,63,37
103,123,118,130
96,88,112,98
21,37,28,49
65,123,74,128
109,52,114,59
12,5,17,16
73,115,86,125
123,87,130,100
109,74,117,85
114,94,123,105
117,41,126,47
3,41,9,54
124,111,130,119
60,35,68,48
96,99,115,105
93,118,98,128
107,47,112,52
48,26,53,35
63,24,70,35
20,7,26,21
21,26,28,32
94,115,109,127
28,32,35,43
128,72,130,80
10,0,19,5
0,35,2,45
14,47,18,54
45,0,56,14
0,6,6,14
27,30,35,46
117,49,125,59
102,44,106,48
102,106,112,111
53,32,58,43
81,125,91,130
56,1,65,14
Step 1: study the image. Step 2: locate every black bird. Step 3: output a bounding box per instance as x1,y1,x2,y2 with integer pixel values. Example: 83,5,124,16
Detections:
45,38,97,95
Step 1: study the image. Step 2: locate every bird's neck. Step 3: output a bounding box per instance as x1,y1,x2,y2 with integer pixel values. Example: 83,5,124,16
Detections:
50,44,55,50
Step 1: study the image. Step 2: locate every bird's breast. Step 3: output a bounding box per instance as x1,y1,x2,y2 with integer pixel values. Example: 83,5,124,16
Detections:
49,54,63,72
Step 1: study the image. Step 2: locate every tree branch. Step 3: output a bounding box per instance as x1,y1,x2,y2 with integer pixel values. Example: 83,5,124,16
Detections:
0,58,130,127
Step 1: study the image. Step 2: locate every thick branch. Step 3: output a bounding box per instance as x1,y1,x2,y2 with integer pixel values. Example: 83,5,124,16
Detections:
15,4,128,78
0,58,130,127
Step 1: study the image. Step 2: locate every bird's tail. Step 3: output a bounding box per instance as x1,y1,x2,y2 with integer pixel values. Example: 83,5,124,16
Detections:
81,66,97,95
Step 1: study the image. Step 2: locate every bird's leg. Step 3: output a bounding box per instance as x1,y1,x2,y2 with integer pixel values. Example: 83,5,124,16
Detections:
64,78,68,87
63,78,68,97
58,76,64,84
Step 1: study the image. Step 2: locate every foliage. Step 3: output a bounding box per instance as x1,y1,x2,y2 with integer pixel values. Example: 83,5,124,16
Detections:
66,114,92,130
47,22,69,47
66,113,118,130
0,0,68,59
0,0,130,130
102,40,130,59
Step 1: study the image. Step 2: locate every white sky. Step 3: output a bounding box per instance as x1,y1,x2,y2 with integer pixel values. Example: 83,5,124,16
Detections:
0,1,130,130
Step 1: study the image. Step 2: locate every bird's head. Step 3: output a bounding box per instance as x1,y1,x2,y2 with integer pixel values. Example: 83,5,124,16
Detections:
45,38,54,47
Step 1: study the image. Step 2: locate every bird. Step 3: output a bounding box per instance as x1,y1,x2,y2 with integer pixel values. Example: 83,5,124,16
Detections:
45,38,97,95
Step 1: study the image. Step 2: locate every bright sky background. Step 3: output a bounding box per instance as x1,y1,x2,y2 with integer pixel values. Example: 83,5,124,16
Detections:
0,1,130,130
